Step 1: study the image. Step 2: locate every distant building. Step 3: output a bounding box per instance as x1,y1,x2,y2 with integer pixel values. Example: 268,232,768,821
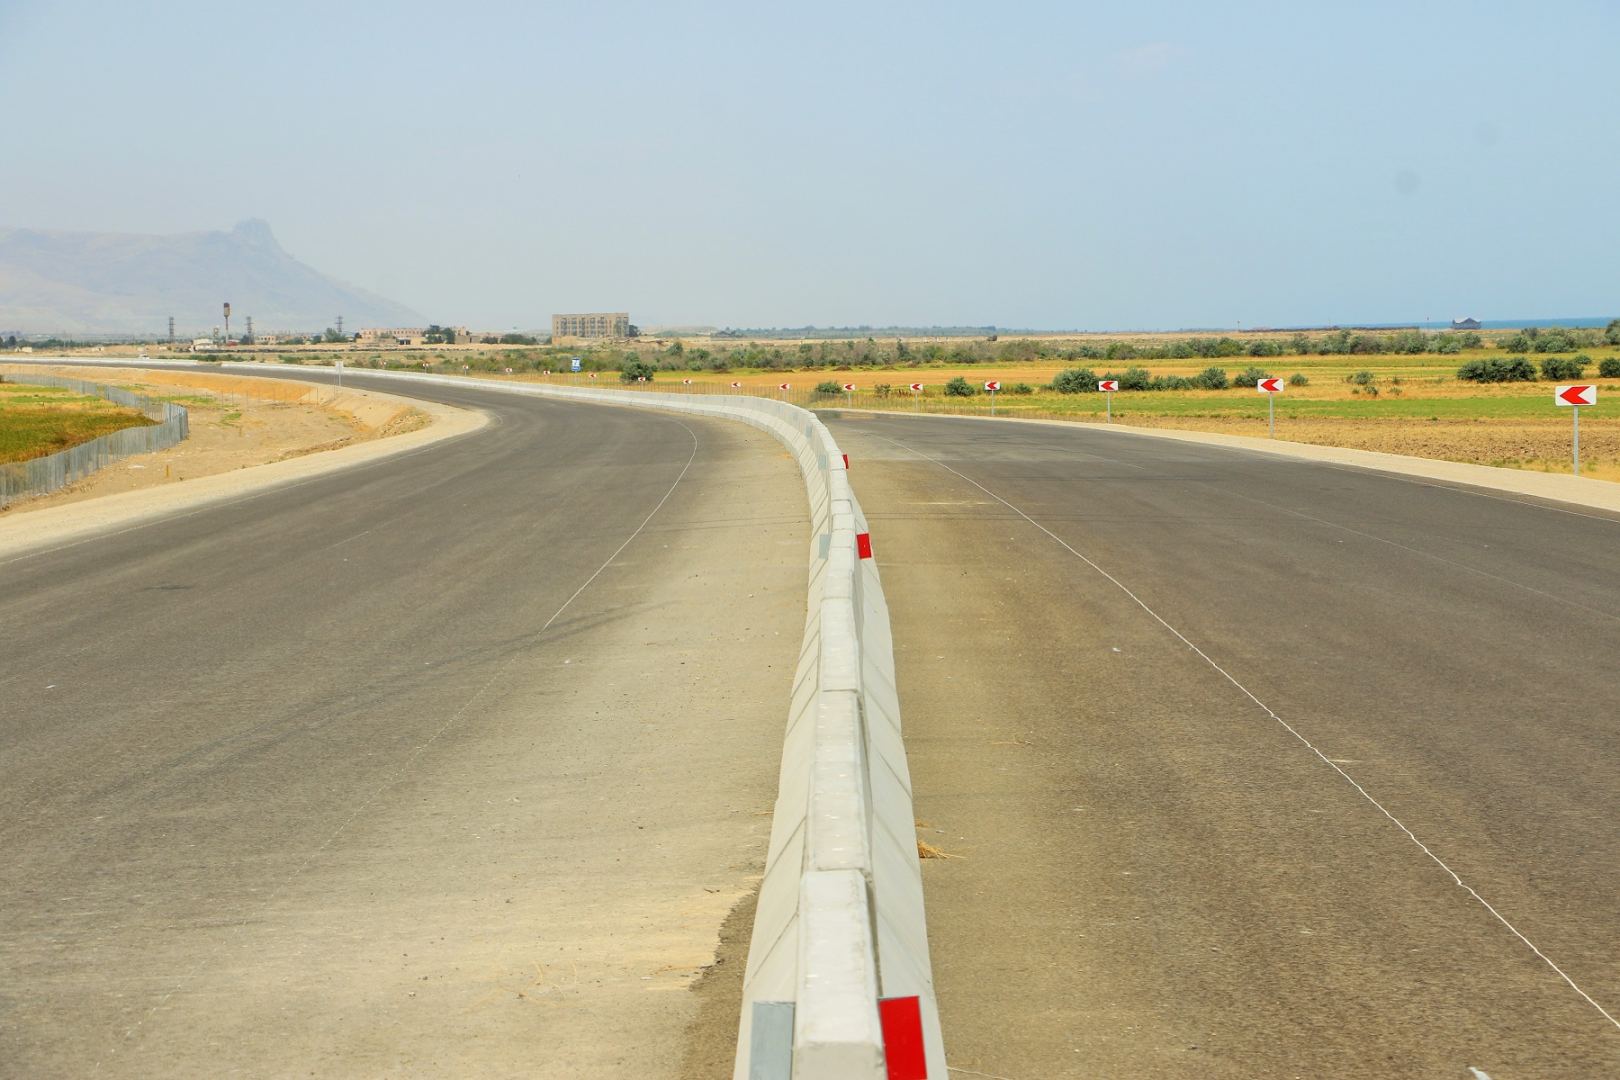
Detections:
357,327,426,346
1451,316,1482,331
552,312,629,340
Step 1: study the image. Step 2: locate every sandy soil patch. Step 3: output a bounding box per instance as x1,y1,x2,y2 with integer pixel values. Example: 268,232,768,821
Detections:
0,365,429,514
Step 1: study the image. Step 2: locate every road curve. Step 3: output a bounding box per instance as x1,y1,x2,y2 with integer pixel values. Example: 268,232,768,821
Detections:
1,371,807,1077
825,410,1620,1079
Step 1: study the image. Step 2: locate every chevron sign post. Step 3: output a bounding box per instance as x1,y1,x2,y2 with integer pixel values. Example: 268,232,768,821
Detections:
842,382,856,407
1556,384,1598,475
985,380,1001,416
1099,378,1118,422
1257,376,1284,437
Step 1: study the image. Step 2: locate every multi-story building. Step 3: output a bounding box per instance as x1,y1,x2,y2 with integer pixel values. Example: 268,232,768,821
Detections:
551,312,629,340
357,327,426,346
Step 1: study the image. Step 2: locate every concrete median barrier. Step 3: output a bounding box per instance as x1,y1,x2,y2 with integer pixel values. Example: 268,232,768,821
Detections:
10,361,945,1077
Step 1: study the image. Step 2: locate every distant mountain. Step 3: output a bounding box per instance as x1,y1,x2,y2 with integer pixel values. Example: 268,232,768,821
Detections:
0,219,421,336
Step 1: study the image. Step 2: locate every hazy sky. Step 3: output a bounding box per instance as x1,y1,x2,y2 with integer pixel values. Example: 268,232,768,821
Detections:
2,1,1615,331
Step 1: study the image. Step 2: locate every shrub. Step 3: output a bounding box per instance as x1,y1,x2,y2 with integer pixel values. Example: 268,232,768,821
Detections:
619,359,656,383
1288,372,1309,386
1534,329,1579,353
943,376,975,397
874,383,894,397
1233,365,1273,387
814,380,843,394
1008,382,1035,395
1457,356,1536,383
1541,355,1588,380
1347,370,1376,386
1050,367,1100,393
1192,366,1229,390
1600,357,1620,378
1116,366,1153,391
1151,375,1194,390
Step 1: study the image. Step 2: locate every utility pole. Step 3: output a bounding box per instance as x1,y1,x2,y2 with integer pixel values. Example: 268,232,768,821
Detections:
335,315,344,340
167,316,175,345
245,316,253,343
223,301,231,343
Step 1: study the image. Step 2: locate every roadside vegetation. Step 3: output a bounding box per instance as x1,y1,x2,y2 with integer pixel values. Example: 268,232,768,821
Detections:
0,380,156,464
24,319,1620,478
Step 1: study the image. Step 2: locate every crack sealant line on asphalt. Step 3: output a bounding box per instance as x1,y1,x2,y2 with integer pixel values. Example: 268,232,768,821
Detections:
94,421,703,1073
863,429,1620,1037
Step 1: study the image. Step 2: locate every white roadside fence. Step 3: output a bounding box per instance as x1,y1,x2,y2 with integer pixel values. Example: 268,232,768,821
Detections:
14,361,946,1078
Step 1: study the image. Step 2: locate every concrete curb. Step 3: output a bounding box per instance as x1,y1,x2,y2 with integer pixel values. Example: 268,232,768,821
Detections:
828,406,1620,515
0,364,487,561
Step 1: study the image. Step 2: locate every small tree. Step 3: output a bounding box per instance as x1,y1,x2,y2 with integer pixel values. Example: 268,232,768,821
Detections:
943,376,975,397
1598,357,1620,378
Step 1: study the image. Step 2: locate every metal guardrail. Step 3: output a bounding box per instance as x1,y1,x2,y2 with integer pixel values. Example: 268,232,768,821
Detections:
0,374,189,507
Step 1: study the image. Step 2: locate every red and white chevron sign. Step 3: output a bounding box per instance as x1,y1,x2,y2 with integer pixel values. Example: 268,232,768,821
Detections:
909,382,924,392
730,381,742,388
1098,379,1119,392
985,380,1001,391
1256,377,1284,393
1557,384,1597,406
682,378,693,385
778,382,791,390
842,382,856,392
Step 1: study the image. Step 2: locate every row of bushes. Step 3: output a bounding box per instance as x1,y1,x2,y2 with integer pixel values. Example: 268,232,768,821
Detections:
1457,355,1620,383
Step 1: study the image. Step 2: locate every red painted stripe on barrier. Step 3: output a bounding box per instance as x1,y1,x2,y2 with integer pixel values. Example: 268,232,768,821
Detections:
856,532,873,560
879,996,927,1079
842,453,850,469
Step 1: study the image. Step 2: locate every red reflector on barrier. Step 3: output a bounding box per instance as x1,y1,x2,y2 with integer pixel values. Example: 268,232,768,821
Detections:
879,996,927,1079
856,532,873,560
842,453,850,469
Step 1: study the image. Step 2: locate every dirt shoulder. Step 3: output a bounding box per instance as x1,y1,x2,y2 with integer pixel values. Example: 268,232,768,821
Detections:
0,364,430,514
0,368,485,561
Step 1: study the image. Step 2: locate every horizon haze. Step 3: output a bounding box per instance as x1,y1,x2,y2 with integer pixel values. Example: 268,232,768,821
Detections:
1,1,1615,331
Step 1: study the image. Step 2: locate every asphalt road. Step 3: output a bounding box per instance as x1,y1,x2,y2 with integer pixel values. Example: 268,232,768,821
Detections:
824,411,1620,1079
1,371,807,1078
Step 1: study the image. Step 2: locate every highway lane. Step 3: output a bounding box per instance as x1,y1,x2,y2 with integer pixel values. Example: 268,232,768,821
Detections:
825,411,1620,1079
1,372,807,1077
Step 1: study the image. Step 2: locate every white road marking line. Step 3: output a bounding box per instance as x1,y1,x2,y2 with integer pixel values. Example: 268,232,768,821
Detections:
867,430,1620,1035
95,420,704,1070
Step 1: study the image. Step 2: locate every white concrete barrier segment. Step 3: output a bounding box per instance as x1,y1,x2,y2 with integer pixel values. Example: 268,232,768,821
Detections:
14,361,945,1078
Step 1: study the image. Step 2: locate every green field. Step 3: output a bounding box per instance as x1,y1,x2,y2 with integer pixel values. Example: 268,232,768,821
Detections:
0,382,156,464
